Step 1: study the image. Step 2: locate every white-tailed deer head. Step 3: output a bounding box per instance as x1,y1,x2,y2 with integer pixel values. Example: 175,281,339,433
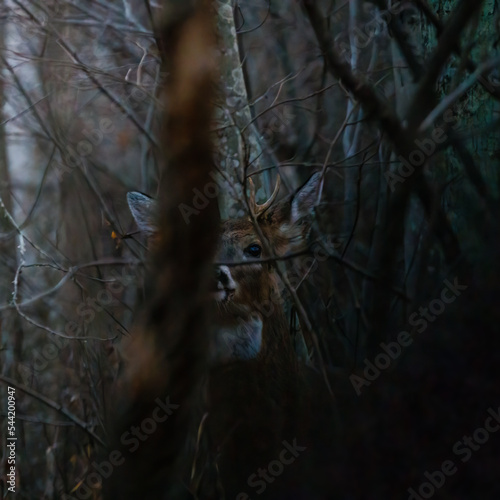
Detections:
127,172,321,362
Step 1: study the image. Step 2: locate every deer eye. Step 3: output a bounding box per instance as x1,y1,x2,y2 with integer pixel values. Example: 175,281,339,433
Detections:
245,243,262,258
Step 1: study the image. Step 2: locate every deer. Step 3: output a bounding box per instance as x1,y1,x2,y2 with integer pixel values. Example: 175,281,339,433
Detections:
127,173,320,365
126,172,339,499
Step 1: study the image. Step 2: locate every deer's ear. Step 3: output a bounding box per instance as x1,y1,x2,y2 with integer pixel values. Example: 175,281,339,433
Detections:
127,192,157,234
289,172,321,224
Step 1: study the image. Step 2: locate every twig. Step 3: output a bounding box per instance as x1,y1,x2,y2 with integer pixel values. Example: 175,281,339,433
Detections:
419,56,500,132
0,375,105,447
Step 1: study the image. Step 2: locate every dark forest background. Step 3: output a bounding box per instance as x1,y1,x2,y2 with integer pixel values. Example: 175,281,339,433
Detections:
1,0,499,498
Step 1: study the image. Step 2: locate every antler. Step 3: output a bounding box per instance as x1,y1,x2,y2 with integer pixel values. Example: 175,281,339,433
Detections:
248,175,281,218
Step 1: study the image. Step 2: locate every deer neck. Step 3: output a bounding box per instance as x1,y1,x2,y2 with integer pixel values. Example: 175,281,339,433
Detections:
246,271,295,365
251,282,295,366
258,306,295,364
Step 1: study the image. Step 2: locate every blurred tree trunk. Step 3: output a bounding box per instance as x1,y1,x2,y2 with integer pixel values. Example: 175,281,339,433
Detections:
104,1,218,498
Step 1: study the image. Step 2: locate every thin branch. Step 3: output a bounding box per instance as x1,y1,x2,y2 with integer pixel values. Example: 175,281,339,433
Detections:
419,56,500,132
0,258,140,312
0,375,105,447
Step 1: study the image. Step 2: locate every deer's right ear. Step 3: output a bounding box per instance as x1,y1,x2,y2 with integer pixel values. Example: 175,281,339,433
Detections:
289,172,321,225
127,192,157,234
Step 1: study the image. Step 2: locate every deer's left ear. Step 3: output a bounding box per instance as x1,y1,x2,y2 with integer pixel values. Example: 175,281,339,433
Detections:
289,172,321,225
127,192,157,234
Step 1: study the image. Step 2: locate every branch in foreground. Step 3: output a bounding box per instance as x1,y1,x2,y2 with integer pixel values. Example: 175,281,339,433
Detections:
0,375,105,446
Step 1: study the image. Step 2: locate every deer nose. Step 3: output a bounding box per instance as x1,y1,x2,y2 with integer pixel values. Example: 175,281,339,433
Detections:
215,265,236,295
